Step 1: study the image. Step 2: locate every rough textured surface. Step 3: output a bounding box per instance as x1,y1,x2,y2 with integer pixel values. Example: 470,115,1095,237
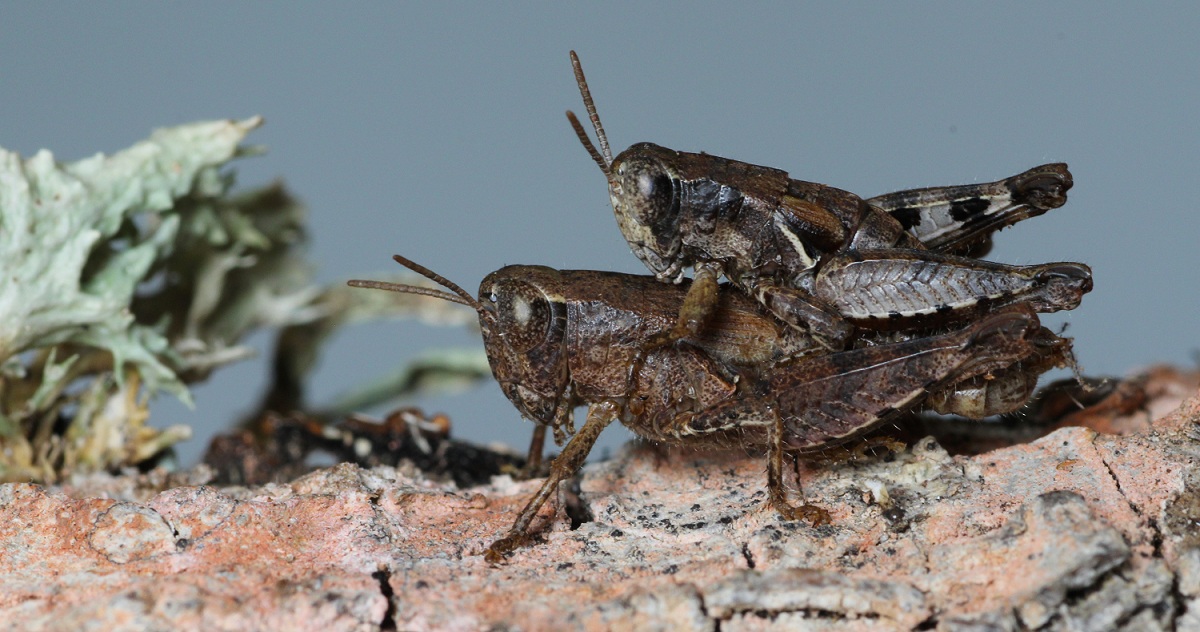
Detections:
1,367,1197,631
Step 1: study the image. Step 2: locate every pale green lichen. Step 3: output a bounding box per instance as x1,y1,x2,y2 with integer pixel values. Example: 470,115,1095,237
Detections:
0,119,264,399
0,118,269,481
0,118,489,482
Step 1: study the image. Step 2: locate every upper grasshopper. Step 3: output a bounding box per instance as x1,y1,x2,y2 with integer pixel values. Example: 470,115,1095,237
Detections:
566,51,1091,348
351,257,1072,561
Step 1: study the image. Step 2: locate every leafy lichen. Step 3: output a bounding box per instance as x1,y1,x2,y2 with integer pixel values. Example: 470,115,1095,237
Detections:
0,119,265,396
0,118,490,482
0,118,270,481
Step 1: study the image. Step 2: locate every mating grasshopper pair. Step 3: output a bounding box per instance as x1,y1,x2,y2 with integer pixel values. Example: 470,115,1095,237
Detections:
350,52,1092,562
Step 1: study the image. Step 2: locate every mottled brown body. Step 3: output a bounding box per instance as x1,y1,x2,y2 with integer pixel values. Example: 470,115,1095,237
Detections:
475,266,822,445
566,51,1091,348
350,258,1069,562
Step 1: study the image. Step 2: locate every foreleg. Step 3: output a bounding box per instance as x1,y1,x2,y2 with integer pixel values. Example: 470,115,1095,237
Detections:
519,424,548,479
485,401,617,563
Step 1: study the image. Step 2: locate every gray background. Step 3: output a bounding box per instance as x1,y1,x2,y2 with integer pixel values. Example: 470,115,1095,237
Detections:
2,4,1196,466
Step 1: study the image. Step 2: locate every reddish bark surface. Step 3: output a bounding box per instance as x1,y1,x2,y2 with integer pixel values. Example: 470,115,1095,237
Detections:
1,367,1197,631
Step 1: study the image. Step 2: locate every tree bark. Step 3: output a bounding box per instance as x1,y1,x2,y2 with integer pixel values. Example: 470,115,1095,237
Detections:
1,367,1197,631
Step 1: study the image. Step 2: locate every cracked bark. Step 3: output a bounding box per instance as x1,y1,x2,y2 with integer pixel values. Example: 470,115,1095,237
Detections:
0,366,1197,631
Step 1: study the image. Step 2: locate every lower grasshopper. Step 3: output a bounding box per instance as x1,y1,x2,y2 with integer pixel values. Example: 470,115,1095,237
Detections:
351,257,1069,561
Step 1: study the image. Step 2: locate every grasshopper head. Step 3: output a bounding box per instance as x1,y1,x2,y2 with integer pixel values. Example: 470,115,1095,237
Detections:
348,258,571,429
567,51,686,283
477,266,571,426
608,143,686,282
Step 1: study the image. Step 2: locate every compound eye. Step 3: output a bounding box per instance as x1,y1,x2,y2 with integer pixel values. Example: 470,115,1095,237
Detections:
617,157,678,228
493,281,554,353
636,169,669,200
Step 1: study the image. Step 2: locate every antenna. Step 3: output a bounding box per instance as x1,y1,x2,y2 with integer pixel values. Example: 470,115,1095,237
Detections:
567,50,613,175
347,254,482,312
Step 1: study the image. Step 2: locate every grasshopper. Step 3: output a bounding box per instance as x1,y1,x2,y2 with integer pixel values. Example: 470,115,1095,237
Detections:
351,257,1069,561
566,51,1091,348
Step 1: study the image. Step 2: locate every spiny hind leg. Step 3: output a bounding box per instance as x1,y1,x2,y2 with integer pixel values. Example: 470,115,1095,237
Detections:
814,249,1091,329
